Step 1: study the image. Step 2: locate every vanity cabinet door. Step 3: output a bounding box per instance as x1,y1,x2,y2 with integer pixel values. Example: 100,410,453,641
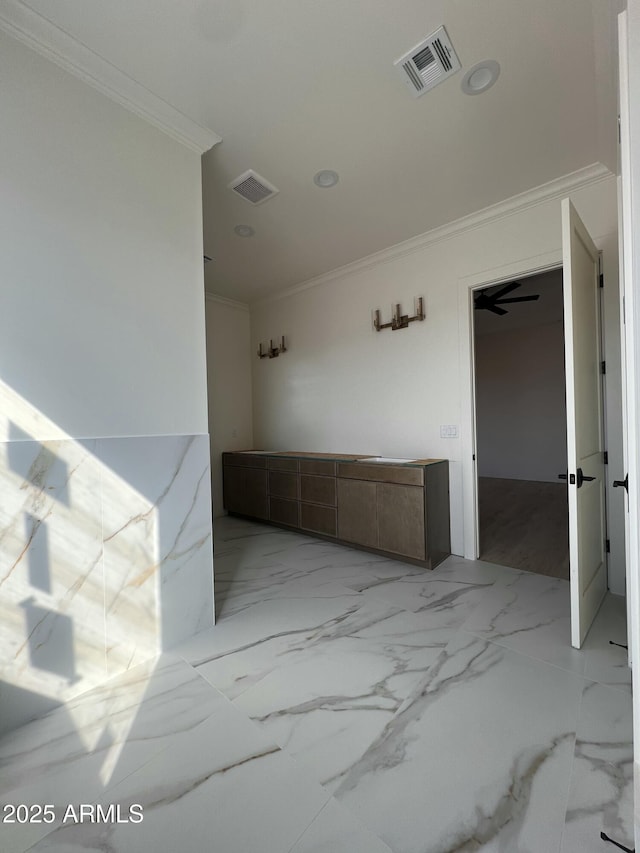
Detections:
223,465,268,520
337,479,377,547
377,483,425,560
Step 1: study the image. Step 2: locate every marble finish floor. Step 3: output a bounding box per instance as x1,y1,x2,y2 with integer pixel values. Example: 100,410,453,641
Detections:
479,477,570,579
0,517,632,852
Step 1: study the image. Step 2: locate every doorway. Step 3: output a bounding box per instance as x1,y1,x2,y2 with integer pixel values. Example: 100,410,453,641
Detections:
472,269,570,579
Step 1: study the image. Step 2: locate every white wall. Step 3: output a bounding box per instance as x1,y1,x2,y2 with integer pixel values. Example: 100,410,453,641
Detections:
250,172,625,593
0,31,214,734
205,296,254,517
475,321,567,481
0,31,209,441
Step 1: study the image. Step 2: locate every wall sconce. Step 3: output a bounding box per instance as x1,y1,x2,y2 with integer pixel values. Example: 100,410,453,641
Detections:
257,336,287,359
373,297,425,332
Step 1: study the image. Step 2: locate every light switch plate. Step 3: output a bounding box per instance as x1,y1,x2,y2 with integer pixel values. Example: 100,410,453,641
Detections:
440,424,458,438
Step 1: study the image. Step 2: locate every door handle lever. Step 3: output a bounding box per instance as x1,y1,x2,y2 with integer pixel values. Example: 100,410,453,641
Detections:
613,473,629,493
559,470,594,487
576,468,595,488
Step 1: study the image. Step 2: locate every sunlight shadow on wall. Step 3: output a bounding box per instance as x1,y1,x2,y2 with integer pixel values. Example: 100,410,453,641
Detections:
0,378,214,755
0,389,157,740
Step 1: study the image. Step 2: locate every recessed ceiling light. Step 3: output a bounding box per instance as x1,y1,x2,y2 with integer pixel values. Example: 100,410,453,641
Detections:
234,224,255,238
461,60,500,95
313,170,339,188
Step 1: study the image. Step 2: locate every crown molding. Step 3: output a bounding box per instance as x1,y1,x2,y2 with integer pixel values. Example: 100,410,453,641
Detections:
254,162,613,307
0,0,221,154
205,292,250,313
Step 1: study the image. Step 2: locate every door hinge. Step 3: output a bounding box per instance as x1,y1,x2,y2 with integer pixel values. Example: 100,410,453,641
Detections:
606,539,610,553
601,361,606,375
604,451,608,464
599,273,604,288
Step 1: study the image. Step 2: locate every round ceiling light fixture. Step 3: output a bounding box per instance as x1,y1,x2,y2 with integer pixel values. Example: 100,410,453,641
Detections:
313,169,339,188
461,60,500,95
234,224,255,238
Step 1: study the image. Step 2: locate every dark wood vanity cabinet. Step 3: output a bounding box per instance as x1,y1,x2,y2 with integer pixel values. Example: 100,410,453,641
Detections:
222,452,450,569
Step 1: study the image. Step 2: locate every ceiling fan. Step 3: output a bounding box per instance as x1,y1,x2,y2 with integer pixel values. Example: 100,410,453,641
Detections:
474,281,540,316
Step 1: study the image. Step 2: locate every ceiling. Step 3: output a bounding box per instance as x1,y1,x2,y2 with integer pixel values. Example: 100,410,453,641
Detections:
17,0,622,303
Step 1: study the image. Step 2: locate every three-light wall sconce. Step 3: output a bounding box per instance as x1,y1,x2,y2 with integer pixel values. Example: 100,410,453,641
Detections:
373,297,425,332
258,336,287,359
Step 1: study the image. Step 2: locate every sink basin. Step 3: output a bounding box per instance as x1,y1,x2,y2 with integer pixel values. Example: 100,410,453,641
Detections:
357,456,416,464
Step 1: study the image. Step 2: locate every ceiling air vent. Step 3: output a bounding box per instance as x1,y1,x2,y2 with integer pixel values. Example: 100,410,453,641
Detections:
229,169,279,205
394,26,461,98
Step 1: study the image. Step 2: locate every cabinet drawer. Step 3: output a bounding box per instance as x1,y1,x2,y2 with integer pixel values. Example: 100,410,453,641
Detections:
300,503,337,537
269,497,299,528
223,452,268,469
299,460,336,477
268,471,299,500
267,457,299,473
337,462,423,486
300,474,336,506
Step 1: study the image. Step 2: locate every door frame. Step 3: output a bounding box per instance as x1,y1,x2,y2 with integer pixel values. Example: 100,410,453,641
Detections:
459,244,611,593
458,249,563,559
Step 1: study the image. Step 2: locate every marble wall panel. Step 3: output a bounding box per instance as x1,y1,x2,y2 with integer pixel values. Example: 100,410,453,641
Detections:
0,434,214,736
95,434,215,668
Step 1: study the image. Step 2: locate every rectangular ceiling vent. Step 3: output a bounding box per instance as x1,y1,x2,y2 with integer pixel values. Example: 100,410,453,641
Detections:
394,26,461,98
229,169,279,205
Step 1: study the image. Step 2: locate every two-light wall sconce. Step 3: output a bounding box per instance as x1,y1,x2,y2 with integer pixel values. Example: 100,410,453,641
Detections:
373,297,425,332
258,336,287,359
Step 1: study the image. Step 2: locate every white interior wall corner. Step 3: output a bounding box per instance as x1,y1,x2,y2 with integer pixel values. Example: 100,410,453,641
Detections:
206,297,253,518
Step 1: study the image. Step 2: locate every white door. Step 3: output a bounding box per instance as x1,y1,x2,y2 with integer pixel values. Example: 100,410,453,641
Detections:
618,170,633,658
562,198,607,648
619,12,640,850
619,5,640,743
619,9,637,665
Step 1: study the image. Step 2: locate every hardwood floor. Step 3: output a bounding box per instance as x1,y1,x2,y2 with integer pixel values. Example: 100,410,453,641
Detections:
478,477,570,579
